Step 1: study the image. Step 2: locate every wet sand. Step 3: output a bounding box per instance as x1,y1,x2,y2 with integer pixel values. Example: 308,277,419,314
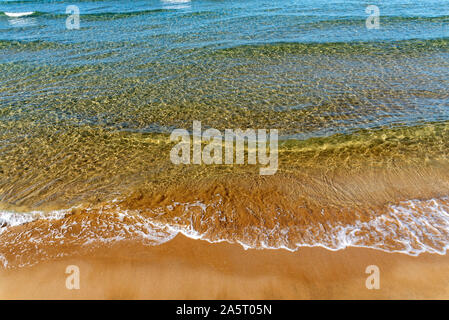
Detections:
1,234,448,299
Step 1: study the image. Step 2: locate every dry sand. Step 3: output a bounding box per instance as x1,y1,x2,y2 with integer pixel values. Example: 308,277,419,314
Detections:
1,234,448,299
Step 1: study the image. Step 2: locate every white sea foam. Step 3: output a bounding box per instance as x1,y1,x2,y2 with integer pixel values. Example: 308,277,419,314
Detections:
0,209,70,233
4,12,34,17
161,0,191,10
1,197,449,269
153,197,449,256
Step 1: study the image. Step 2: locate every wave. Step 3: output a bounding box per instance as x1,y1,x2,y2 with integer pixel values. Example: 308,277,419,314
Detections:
0,203,178,268
212,37,449,57
141,197,449,256
3,11,34,17
0,8,175,20
4,37,447,53
0,39,66,50
70,8,176,20
302,14,449,26
1,194,449,268
0,208,69,229
220,13,449,29
2,8,447,23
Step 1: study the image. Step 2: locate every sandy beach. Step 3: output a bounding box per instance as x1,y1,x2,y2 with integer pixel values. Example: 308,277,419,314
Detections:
1,235,448,300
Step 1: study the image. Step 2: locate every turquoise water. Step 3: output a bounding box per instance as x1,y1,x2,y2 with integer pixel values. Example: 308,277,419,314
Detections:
0,0,448,137
0,0,448,132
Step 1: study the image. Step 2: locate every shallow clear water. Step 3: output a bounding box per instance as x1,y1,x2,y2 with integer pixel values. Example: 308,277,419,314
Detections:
1,1,448,135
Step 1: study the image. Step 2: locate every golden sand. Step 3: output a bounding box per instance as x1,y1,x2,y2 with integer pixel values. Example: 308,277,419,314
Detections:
1,234,448,300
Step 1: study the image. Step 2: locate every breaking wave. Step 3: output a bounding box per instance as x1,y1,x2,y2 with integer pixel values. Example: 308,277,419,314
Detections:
1,195,449,269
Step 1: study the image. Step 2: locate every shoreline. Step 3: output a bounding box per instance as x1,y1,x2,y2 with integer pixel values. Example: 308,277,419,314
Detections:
1,234,448,299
